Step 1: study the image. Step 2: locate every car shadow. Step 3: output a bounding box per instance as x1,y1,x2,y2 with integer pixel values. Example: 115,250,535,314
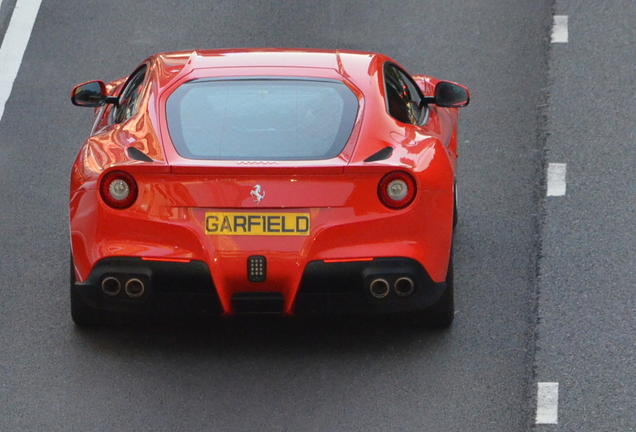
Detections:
71,313,454,360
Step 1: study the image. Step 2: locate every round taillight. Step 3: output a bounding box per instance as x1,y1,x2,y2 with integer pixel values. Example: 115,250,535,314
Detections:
378,171,416,209
100,171,138,209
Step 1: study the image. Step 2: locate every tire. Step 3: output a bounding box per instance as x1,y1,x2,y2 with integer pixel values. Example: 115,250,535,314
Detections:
70,256,104,327
423,257,455,329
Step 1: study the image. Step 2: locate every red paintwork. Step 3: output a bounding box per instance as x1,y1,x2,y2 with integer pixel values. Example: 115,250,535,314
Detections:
70,48,468,315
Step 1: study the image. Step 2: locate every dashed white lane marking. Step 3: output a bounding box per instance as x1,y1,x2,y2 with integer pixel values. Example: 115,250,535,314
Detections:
0,0,43,123
536,382,559,424
547,163,567,196
552,15,569,43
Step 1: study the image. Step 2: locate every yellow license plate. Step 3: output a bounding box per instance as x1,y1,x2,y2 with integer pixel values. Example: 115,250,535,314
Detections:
205,212,310,236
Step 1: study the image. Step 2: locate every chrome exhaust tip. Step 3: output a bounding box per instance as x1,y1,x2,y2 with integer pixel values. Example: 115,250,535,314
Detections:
369,278,390,299
125,278,145,298
101,277,121,296
394,277,415,297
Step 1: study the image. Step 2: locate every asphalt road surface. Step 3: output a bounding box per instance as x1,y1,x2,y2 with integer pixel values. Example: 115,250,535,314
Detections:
3,0,616,430
535,1,636,431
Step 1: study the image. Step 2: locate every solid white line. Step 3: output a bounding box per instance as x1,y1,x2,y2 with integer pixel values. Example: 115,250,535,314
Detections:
536,382,559,424
0,0,43,123
552,15,569,43
547,163,567,196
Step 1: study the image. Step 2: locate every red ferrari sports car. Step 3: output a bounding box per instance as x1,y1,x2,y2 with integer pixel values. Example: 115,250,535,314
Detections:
69,48,469,328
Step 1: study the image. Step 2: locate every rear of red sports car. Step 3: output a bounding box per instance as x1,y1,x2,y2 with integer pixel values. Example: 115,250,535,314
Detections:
69,49,468,328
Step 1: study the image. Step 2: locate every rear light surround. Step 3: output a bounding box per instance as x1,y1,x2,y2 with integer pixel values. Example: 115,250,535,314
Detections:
99,171,138,209
378,170,417,209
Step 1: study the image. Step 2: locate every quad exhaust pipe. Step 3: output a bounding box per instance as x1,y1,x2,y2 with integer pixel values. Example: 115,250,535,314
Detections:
369,278,390,299
368,276,415,298
101,277,145,298
101,277,121,296
125,278,145,298
394,277,415,297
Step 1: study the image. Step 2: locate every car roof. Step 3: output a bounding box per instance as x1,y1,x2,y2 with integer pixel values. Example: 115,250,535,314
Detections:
152,48,390,91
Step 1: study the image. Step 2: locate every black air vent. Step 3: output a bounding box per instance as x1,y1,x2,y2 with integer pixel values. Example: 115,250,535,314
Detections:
127,147,154,162
364,147,393,162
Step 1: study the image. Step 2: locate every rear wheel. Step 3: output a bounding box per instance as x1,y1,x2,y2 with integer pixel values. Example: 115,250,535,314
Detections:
422,256,455,329
70,256,104,327
453,182,458,228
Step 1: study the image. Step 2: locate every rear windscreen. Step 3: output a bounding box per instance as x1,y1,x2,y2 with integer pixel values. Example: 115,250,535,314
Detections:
166,78,359,160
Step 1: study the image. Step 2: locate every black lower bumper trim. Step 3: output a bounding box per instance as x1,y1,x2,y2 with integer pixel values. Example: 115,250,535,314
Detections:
294,257,447,316
73,257,223,316
232,292,284,314
74,256,447,318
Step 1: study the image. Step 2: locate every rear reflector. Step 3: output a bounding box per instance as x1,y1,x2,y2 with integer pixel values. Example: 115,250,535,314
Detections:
323,258,374,263
141,257,192,263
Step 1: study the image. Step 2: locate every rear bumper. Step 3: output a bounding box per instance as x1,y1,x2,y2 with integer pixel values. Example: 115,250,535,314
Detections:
72,256,447,317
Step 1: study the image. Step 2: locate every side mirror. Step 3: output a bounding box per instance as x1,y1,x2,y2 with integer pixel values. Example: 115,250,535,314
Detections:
71,80,110,107
434,81,470,108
